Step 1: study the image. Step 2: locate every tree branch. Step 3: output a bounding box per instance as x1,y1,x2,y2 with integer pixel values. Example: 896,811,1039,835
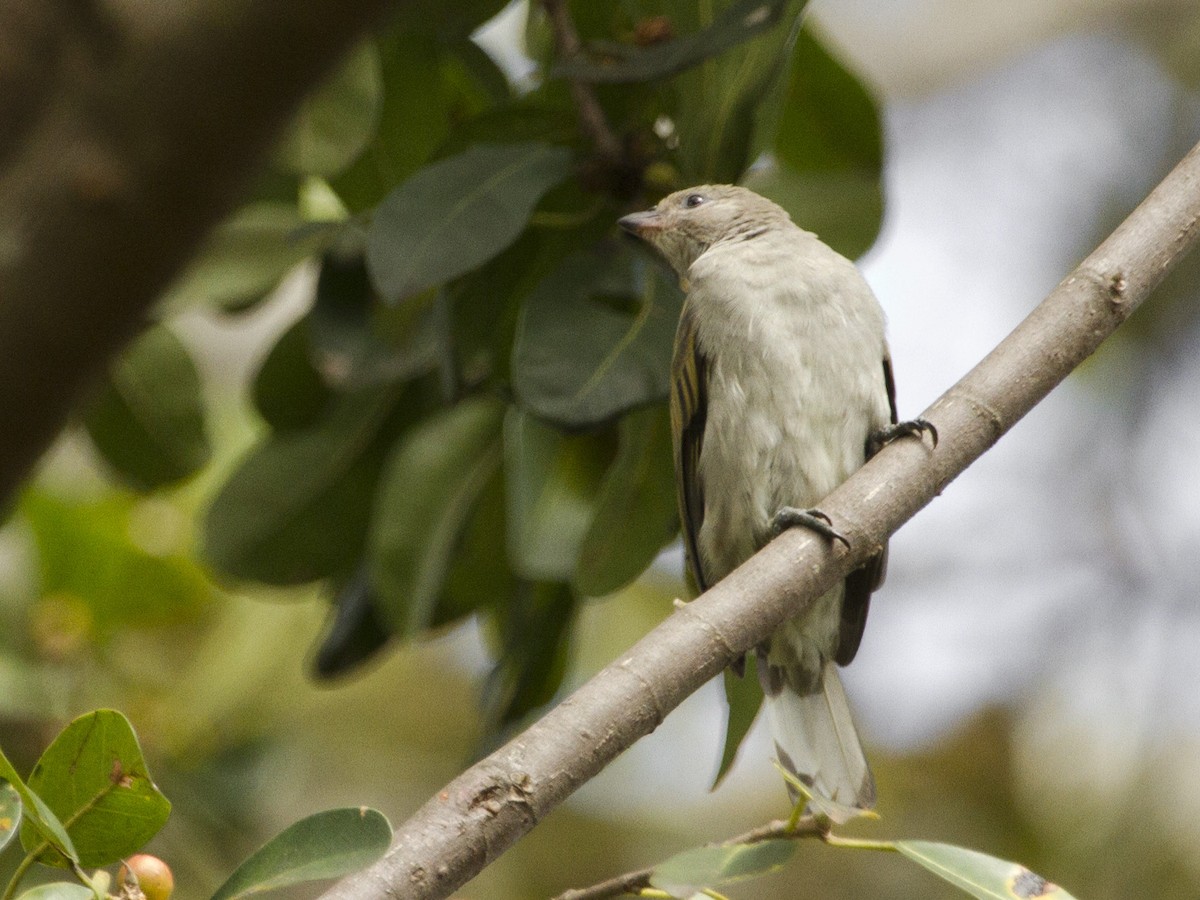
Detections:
0,0,394,505
551,816,824,900
541,0,623,163
319,139,1200,900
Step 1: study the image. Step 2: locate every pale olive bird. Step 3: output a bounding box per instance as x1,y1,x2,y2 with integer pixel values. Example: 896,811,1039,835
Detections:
619,185,931,815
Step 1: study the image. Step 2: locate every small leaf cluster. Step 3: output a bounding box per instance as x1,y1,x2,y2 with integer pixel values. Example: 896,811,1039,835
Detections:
75,1,885,735
0,712,391,900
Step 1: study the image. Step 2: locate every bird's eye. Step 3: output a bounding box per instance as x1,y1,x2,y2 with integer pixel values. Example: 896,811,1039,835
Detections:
683,193,706,209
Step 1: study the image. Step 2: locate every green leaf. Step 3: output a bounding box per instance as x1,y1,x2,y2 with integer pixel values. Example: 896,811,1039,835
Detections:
436,103,577,160
312,567,391,680
650,839,796,898
402,0,508,42
575,406,677,597
203,390,397,585
554,0,790,83
366,142,574,304
437,471,515,628
451,206,612,386
673,0,809,183
716,654,763,786
484,580,576,729
369,396,505,638
83,325,211,490
210,807,391,900
503,409,612,582
277,42,383,178
332,32,453,212
0,779,19,851
743,26,884,258
310,249,447,389
253,319,333,432
511,250,683,427
743,165,883,261
0,750,76,863
23,490,214,633
895,842,1078,900
158,203,323,313
15,885,94,900
21,710,169,868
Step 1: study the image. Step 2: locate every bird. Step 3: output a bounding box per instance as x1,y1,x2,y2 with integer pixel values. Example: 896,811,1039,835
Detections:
618,184,932,817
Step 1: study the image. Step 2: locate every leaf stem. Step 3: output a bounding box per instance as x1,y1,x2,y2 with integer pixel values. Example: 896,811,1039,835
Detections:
2,852,37,900
822,834,897,853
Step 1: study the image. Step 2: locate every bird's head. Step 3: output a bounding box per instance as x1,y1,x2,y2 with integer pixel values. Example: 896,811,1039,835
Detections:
618,184,790,275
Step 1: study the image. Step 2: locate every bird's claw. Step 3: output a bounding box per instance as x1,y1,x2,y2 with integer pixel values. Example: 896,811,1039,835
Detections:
868,417,938,456
771,506,851,549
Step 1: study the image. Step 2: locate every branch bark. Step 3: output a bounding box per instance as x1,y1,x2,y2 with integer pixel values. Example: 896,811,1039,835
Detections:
319,139,1200,900
0,0,394,505
541,0,623,163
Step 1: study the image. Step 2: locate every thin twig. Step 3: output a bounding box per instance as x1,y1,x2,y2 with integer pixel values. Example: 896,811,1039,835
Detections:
541,0,623,162
551,817,823,900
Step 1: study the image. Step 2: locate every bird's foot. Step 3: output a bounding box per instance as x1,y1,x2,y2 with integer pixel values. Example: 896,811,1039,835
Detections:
868,417,938,457
770,506,850,549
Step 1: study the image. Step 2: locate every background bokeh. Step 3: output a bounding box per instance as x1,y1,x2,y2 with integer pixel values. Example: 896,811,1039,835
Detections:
3,1,1200,897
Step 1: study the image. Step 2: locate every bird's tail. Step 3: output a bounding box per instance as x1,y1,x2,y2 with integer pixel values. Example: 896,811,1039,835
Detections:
761,659,875,822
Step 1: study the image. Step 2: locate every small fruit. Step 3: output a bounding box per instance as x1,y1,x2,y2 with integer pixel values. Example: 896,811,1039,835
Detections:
119,854,174,900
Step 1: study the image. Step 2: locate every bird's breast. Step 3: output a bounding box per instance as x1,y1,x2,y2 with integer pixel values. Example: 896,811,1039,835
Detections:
692,279,888,585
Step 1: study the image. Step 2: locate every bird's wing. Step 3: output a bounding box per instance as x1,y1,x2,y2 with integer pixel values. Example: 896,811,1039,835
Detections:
670,299,710,594
836,354,898,666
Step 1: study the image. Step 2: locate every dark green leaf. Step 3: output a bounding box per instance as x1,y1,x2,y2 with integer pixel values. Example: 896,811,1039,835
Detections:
674,0,809,183
743,26,884,258
210,807,392,900
716,654,763,786
575,406,677,597
511,249,682,427
332,33,450,212
366,142,575,304
277,42,383,178
743,164,883,261
436,103,578,160
451,200,613,386
22,710,169,867
402,0,508,42
0,780,19,851
253,319,333,432
453,38,512,104
437,471,515,628
895,842,1077,900
313,567,391,680
203,390,397,585
84,325,210,490
0,747,74,861
484,580,576,729
22,489,214,633
503,409,612,581
369,396,505,638
15,885,94,900
774,27,881,172
650,839,796,897
310,250,446,389
158,203,323,313
554,0,790,83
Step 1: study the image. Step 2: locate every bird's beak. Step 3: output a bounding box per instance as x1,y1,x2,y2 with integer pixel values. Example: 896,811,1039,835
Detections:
618,209,662,238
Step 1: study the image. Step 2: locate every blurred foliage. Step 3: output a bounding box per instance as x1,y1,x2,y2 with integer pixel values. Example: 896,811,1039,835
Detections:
3,1,1198,898
171,0,887,735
